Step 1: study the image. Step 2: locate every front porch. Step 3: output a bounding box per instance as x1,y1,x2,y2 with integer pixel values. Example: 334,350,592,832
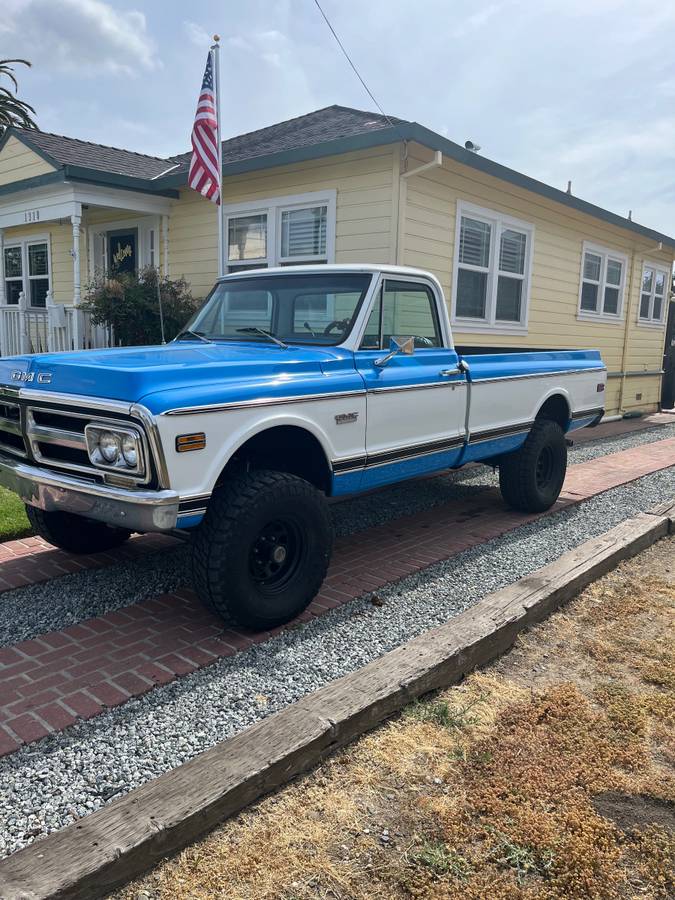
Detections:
0,180,172,356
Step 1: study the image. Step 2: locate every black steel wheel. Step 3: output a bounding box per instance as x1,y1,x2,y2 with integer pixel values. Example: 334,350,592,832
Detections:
191,470,332,630
498,419,567,513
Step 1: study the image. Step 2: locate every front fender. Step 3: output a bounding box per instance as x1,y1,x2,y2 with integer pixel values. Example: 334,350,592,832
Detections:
157,395,367,498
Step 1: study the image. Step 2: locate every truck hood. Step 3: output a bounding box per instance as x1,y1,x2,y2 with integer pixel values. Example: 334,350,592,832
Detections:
0,342,360,414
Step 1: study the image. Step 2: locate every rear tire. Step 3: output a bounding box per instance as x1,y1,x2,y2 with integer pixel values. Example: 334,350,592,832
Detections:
26,506,131,554
499,419,567,513
191,470,333,630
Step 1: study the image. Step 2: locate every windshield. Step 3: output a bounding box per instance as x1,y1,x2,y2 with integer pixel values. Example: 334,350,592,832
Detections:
185,273,372,345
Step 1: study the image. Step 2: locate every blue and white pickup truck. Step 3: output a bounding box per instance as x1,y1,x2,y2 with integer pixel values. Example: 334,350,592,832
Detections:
0,265,606,628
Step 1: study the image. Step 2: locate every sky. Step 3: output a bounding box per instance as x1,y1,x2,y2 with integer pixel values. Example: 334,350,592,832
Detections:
2,0,675,235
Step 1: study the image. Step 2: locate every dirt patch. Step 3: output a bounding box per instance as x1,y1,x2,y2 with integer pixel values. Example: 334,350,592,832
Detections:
118,536,675,900
593,792,675,833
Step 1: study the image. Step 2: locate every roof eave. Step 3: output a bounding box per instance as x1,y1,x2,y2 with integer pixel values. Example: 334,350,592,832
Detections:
0,126,64,171
408,123,675,250
157,124,408,189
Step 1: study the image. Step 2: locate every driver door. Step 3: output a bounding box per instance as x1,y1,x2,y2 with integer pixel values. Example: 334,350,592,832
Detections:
354,277,466,486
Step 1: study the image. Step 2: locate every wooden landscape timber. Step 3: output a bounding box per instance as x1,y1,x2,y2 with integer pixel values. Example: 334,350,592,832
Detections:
0,503,672,900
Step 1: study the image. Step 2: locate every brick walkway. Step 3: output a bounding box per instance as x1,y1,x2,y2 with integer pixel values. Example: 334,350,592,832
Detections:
0,533,180,594
0,437,673,756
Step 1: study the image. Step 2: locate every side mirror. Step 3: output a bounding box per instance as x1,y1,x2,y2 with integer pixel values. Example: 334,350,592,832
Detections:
374,335,415,368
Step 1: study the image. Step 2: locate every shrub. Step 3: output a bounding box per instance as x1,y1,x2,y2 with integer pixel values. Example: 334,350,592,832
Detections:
81,267,200,347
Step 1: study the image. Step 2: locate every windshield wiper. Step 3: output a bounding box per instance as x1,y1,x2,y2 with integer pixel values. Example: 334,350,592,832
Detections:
236,327,288,349
174,329,214,344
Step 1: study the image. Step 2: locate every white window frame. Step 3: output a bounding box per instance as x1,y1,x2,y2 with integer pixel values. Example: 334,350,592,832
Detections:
451,200,534,334
577,241,627,323
637,260,670,328
2,233,52,309
222,190,337,274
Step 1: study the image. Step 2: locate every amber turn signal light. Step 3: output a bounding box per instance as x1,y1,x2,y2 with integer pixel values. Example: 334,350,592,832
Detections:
176,433,206,452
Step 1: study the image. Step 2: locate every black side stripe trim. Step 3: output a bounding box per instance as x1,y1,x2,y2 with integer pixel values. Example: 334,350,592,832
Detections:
332,422,534,474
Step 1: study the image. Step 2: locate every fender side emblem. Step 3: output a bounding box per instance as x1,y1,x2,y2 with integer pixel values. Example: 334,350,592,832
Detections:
335,412,358,425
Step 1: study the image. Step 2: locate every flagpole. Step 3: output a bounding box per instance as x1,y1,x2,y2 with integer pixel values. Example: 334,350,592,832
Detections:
211,34,224,277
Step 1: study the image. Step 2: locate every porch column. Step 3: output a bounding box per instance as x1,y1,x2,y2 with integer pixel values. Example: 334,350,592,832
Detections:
0,229,5,356
71,205,82,349
162,214,169,277
0,228,5,306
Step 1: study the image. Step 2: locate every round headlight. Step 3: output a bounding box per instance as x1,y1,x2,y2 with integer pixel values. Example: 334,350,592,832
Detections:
121,434,138,467
99,432,121,463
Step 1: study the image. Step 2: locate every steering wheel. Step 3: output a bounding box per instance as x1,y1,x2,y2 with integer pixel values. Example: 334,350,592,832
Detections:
323,318,350,336
413,335,434,347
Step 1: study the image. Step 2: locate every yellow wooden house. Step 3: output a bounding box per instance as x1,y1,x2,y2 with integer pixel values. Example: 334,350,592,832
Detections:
0,105,673,417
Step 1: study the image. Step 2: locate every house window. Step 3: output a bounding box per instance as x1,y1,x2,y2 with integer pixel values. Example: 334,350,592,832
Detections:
578,243,626,320
227,213,268,270
223,191,336,274
3,239,50,308
639,263,669,325
453,203,533,330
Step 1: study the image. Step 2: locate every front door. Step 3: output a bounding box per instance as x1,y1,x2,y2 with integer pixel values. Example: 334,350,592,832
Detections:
107,228,138,275
354,277,467,488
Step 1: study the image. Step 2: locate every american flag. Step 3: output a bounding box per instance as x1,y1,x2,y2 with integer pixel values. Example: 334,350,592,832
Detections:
189,52,220,204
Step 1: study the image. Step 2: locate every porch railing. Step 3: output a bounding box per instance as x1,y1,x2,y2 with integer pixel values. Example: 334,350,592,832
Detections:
0,291,114,357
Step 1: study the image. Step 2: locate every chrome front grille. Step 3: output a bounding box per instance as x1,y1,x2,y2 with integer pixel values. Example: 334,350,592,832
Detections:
0,400,27,458
26,407,92,474
0,393,153,486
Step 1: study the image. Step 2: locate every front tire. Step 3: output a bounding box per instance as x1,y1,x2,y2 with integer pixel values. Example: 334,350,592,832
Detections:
499,419,567,513
191,470,333,630
26,506,131,554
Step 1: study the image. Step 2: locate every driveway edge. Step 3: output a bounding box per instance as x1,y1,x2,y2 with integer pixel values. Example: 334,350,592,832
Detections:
0,505,672,900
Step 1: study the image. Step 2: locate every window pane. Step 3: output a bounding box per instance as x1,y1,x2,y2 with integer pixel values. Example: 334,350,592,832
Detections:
653,296,663,321
381,280,441,347
30,278,49,308
227,262,268,273
28,243,48,277
603,286,619,315
580,281,598,311
360,292,381,349
499,229,526,275
459,217,490,268
456,268,487,319
606,259,622,286
4,247,22,278
496,276,522,321
281,206,327,258
640,294,651,319
228,214,267,261
583,252,601,282
654,271,666,296
292,293,331,333
642,268,654,293
5,281,22,305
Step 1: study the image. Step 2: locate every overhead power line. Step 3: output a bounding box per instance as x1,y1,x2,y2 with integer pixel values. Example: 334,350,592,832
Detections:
312,0,401,135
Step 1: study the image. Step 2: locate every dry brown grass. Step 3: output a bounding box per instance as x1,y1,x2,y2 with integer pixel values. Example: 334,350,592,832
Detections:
119,536,675,900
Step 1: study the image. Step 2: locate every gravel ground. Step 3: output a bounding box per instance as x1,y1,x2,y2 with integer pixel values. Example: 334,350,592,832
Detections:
0,463,673,858
2,423,674,649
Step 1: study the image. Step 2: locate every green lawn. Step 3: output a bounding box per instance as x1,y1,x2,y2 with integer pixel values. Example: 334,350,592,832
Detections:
0,486,31,542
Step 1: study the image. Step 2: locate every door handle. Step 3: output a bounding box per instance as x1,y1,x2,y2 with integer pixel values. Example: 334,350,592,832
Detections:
439,368,461,377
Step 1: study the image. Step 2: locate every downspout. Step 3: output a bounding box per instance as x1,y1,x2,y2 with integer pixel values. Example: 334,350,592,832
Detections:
401,149,443,179
395,148,443,265
617,244,638,415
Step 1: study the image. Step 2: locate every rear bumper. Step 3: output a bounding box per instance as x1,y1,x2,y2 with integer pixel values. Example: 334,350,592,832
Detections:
0,453,179,533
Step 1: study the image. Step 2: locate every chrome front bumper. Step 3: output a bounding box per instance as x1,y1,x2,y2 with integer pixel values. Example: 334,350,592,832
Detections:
0,454,180,533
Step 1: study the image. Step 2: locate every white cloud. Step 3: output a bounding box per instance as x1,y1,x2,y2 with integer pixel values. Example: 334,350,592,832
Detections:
183,20,211,49
0,0,159,75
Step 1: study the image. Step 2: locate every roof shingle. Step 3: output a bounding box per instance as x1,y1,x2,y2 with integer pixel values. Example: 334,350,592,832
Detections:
14,129,180,179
